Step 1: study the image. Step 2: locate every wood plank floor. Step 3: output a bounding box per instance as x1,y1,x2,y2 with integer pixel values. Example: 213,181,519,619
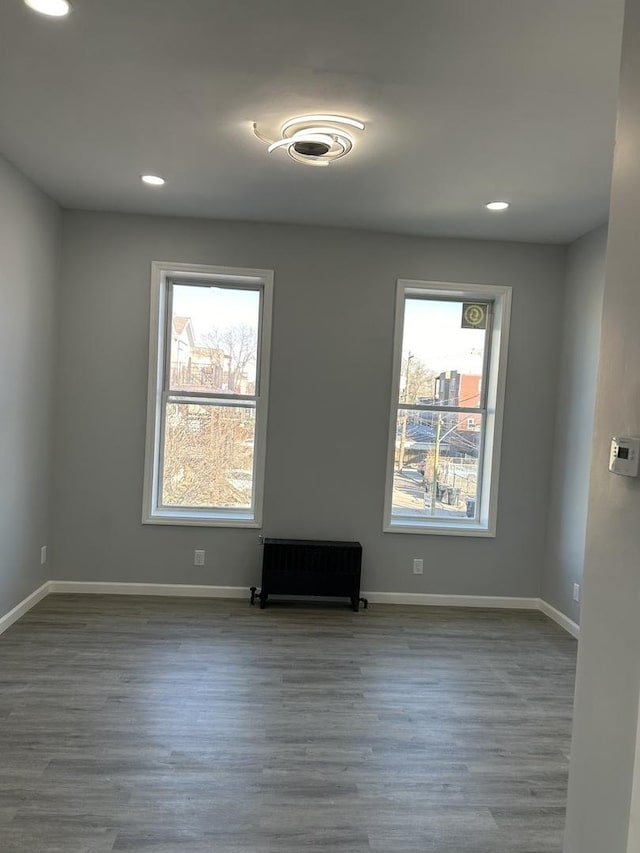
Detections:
0,595,577,853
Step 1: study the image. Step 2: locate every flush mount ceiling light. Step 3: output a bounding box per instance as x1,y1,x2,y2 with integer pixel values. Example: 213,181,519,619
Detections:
141,174,166,186
253,114,365,167
24,0,71,16
485,200,510,211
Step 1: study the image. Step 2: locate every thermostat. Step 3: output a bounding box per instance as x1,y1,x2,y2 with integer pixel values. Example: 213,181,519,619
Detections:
609,437,640,477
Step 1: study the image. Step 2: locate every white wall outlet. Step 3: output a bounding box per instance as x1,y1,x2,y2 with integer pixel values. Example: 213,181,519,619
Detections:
194,549,205,566
573,583,581,602
40,545,47,565
413,558,423,575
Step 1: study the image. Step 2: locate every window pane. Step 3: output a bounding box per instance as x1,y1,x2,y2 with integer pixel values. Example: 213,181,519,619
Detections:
162,403,255,509
169,285,260,394
400,298,488,407
392,409,482,521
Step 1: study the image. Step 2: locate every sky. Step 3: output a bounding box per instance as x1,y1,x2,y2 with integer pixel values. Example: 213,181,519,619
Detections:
171,286,485,379
172,284,260,342
402,298,486,376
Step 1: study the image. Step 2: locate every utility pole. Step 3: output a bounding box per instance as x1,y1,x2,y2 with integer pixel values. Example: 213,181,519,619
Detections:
430,420,462,516
397,352,414,471
430,412,442,515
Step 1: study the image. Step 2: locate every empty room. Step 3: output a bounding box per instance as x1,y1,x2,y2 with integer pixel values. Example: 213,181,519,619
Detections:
1,1,639,852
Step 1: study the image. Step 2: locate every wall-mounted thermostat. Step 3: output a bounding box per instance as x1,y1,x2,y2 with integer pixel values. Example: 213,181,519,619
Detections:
609,437,640,477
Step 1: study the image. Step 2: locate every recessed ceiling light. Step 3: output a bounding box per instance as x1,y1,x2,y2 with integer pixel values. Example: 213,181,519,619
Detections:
24,0,71,17
253,114,365,167
485,201,510,211
141,174,166,186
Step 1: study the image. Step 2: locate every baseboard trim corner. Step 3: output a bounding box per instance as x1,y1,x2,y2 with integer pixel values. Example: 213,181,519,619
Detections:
538,598,580,639
0,581,51,636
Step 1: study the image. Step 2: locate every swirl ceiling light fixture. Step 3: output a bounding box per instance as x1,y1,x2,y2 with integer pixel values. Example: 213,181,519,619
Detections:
253,114,365,167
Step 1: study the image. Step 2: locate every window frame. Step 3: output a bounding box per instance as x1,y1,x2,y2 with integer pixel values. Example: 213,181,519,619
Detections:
383,279,511,537
142,261,273,528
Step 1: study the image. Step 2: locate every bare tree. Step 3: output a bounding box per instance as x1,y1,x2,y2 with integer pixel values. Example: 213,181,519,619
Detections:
162,404,255,508
221,325,257,391
163,322,259,508
202,325,257,392
402,355,436,404
397,355,437,468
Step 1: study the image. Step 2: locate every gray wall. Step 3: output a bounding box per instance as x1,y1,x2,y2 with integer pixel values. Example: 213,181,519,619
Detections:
0,155,59,614
563,2,640,849
542,225,607,623
52,212,565,595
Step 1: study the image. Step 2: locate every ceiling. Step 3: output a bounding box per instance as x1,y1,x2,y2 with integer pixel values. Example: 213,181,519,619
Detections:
0,0,625,243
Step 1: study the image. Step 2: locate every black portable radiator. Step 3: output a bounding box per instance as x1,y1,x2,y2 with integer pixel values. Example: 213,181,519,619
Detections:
252,538,365,611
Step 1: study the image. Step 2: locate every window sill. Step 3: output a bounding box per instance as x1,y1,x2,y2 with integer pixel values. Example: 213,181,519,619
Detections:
384,518,496,538
143,509,260,528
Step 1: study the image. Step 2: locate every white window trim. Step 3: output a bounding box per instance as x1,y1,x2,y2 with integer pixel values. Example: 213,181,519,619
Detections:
383,279,512,537
142,261,273,528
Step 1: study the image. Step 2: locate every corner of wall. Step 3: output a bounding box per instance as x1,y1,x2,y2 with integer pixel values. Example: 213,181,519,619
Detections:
541,224,608,624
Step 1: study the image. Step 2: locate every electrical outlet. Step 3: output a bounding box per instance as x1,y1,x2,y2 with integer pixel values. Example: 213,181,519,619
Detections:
573,583,581,602
194,549,205,566
413,558,423,575
40,545,47,565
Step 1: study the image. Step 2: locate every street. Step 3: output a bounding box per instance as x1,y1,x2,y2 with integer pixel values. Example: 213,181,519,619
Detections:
392,466,469,519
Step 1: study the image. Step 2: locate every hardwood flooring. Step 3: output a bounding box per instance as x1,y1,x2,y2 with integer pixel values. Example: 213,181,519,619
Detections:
0,595,577,852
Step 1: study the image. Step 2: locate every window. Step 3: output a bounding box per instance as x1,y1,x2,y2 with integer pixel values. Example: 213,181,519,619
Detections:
384,279,511,536
143,262,273,527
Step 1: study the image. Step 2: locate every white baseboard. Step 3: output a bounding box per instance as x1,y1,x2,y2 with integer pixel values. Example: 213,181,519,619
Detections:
363,591,539,609
1,581,579,640
48,581,248,599
0,581,51,636
538,598,580,639
49,583,539,611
